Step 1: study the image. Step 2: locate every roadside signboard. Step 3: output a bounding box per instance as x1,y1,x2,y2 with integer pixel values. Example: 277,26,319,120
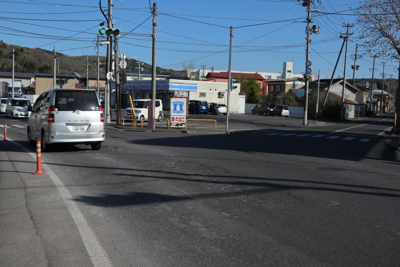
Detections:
306,60,312,67
170,97,187,127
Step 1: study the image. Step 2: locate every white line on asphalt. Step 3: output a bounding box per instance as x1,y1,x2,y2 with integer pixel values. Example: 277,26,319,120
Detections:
311,135,325,138
281,133,296,136
343,137,355,141
297,134,311,137
359,138,371,142
2,137,113,267
377,127,393,137
327,136,340,139
266,133,280,135
331,124,368,134
11,124,25,128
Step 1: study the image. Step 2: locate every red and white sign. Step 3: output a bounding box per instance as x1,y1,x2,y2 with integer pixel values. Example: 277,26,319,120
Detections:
305,61,312,67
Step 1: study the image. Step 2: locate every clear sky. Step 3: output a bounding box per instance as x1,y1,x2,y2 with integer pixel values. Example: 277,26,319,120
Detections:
0,0,397,80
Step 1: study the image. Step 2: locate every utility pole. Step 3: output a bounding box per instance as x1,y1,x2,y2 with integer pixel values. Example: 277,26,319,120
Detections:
226,26,233,132
150,2,157,130
53,46,56,90
115,35,120,126
86,55,89,89
106,0,113,123
340,23,353,121
97,34,100,95
369,55,377,113
352,43,359,85
303,0,312,126
12,48,15,98
316,70,320,121
136,59,144,80
381,62,386,114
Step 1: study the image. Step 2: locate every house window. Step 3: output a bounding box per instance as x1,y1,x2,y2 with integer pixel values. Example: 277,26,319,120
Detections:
275,85,280,92
199,92,206,98
269,85,274,92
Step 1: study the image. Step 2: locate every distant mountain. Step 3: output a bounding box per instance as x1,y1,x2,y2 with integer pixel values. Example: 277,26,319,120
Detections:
0,41,186,78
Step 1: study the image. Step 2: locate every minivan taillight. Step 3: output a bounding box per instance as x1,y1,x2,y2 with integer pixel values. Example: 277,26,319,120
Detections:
47,105,55,123
99,105,104,122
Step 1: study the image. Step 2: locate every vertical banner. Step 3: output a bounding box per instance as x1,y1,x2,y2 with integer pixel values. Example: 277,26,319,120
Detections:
170,98,187,127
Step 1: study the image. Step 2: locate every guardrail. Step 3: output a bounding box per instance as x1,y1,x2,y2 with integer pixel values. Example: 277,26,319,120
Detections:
185,119,217,131
122,116,170,129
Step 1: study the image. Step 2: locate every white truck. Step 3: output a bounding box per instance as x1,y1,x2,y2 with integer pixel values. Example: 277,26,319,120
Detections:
0,81,23,97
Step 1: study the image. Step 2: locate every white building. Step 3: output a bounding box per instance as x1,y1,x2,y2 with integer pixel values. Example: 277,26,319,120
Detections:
187,62,303,81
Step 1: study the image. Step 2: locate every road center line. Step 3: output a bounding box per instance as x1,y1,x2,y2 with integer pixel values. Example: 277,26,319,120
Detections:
3,137,113,267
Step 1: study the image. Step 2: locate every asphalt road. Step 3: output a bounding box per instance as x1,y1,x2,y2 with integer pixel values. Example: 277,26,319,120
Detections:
1,112,399,267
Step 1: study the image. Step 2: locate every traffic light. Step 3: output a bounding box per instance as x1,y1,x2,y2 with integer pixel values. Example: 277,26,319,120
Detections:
99,27,107,35
106,28,121,37
119,72,127,84
230,78,237,90
99,28,121,37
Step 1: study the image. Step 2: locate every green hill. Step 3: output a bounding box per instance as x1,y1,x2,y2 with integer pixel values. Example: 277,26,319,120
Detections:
0,41,185,78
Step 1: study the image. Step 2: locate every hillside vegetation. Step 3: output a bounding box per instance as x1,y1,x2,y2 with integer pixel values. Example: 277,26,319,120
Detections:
0,41,185,78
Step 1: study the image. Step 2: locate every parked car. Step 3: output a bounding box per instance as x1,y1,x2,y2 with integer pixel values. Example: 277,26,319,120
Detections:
273,105,290,117
27,88,105,151
5,97,32,118
209,103,227,115
251,102,275,116
124,99,163,122
0,98,7,113
188,100,208,114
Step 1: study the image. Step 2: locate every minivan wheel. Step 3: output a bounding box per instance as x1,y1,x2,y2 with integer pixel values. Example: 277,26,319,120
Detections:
251,110,255,115
27,128,35,146
193,109,198,114
91,142,101,150
41,131,51,152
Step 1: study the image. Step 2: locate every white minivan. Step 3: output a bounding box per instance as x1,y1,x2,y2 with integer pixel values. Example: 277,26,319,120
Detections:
124,99,163,122
27,89,105,151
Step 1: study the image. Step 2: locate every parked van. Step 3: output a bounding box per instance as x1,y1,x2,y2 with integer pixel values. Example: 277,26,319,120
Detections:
27,89,105,151
124,99,163,122
5,97,32,118
188,100,208,114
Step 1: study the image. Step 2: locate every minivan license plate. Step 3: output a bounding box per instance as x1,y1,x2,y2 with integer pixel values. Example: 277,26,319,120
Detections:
73,126,85,132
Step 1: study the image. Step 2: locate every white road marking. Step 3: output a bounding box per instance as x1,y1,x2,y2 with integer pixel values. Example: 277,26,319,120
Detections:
312,135,325,138
281,133,296,136
3,137,113,267
343,137,355,141
297,134,310,137
332,124,368,133
359,138,371,142
327,136,340,139
11,124,25,128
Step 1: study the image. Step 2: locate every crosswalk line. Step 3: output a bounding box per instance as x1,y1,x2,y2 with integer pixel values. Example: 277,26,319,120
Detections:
297,134,310,137
311,135,325,138
327,136,340,139
343,137,355,141
359,138,371,142
281,133,296,136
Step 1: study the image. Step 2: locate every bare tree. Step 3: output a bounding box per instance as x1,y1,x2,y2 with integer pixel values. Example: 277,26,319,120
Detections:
355,0,400,133
182,61,196,80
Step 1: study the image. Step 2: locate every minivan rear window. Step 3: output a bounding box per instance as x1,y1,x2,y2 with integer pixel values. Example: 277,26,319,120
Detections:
55,90,99,111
